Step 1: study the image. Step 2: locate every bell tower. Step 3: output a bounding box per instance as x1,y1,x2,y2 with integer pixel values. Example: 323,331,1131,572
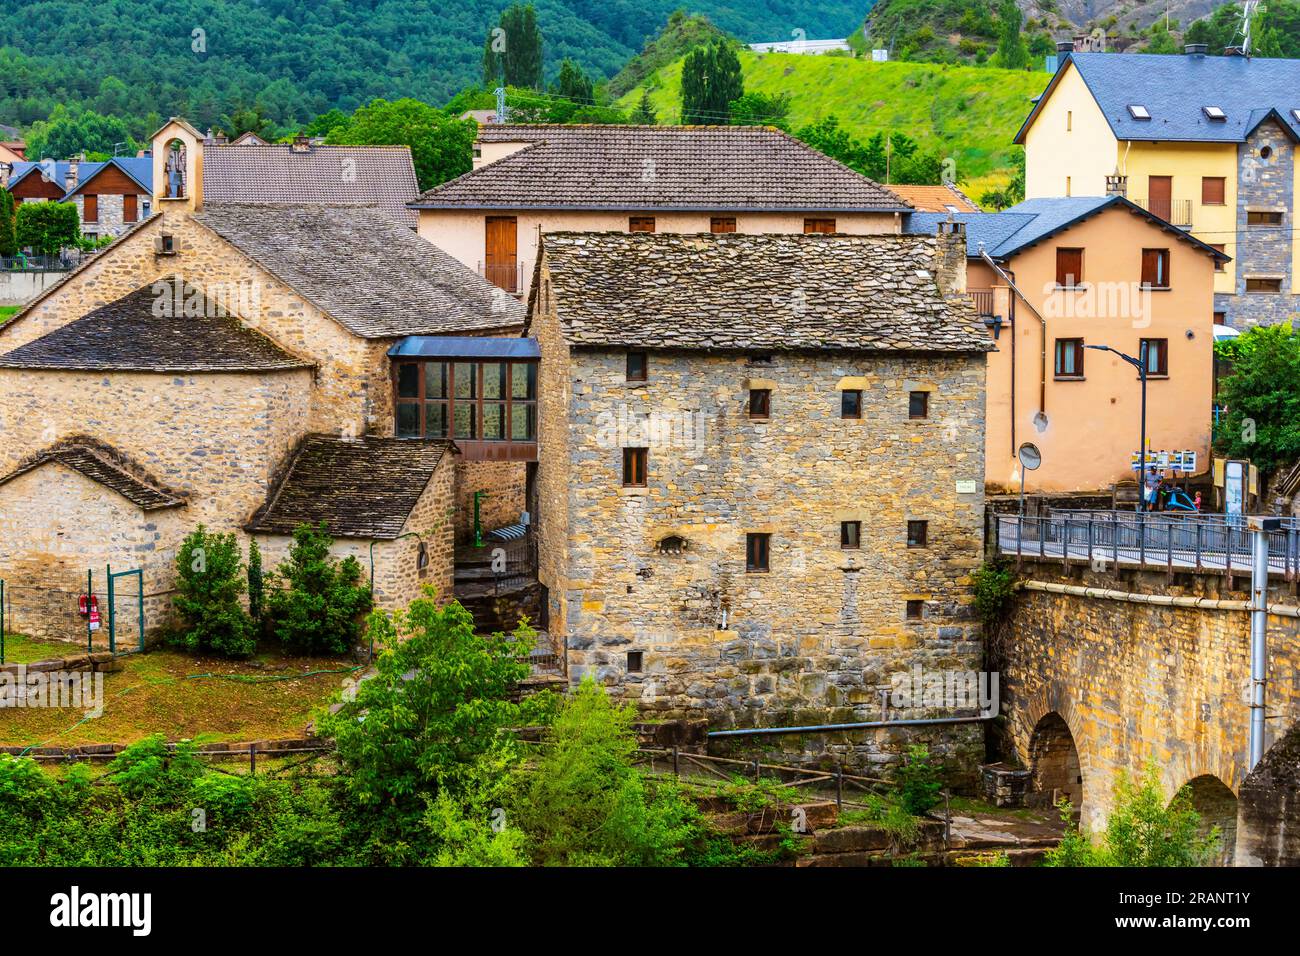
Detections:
150,117,204,212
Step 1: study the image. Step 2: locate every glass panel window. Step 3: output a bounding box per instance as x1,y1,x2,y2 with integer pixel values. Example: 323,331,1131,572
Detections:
397,363,420,399
511,403,537,440
511,362,537,400
841,390,862,419
425,402,448,438
424,362,448,399
454,362,477,400
908,391,929,419
483,362,506,399
454,402,477,439
1055,338,1084,378
483,402,506,440
396,403,420,437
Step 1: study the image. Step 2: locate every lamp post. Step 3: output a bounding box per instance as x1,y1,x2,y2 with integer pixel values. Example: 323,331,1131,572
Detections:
1086,342,1150,513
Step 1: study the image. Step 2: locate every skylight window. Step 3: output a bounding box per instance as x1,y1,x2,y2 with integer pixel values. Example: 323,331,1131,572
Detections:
1128,104,1151,120
1292,109,1300,124
1203,106,1226,121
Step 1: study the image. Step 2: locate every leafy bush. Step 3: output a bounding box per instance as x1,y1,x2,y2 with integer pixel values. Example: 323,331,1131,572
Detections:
894,744,943,816
107,735,204,802
264,522,372,655
972,559,1017,626
190,774,255,827
15,201,80,255
0,189,16,257
172,526,256,658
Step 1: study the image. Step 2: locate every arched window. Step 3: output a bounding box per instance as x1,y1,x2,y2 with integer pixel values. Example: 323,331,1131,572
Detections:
416,541,430,572
656,535,687,555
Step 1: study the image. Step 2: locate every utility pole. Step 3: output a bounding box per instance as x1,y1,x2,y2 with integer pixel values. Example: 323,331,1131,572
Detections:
1086,342,1150,512
494,87,506,125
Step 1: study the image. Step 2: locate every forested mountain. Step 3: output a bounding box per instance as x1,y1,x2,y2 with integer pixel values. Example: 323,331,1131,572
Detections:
0,0,863,134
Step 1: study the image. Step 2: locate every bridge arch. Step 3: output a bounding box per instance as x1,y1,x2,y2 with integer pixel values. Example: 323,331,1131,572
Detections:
1027,711,1084,815
1176,774,1238,865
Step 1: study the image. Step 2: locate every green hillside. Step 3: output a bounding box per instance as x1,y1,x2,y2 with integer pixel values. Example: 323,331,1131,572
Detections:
617,50,1046,191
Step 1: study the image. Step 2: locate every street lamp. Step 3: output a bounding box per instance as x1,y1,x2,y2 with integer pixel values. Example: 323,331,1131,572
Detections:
1086,342,1151,512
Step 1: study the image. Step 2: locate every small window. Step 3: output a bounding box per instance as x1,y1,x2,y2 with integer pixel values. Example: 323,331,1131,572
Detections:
622,447,647,486
1260,145,1273,160
1202,176,1226,205
746,533,770,572
841,389,862,419
841,521,861,550
160,234,175,254
629,216,655,233
656,535,687,554
804,218,836,234
1210,244,1226,271
1202,105,1226,121
1246,277,1283,293
1054,338,1084,378
1140,338,1169,376
1065,175,1071,197
908,391,929,420
747,354,774,366
1293,109,1300,125
627,651,643,673
905,599,924,621
1248,210,1283,226
416,541,429,572
1141,248,1171,289
1056,248,1084,288
626,351,647,382
907,520,928,548
1066,109,1072,131
710,217,736,233
749,388,771,419
1128,104,1151,120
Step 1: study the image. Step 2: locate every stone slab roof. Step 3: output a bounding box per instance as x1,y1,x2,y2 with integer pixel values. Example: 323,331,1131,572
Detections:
203,143,420,226
247,435,453,539
193,204,526,339
0,440,184,511
0,278,313,372
412,125,910,212
534,232,991,353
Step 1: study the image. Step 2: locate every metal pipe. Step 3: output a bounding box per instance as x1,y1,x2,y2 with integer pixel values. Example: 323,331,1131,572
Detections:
707,715,992,739
1248,516,1279,770
1021,577,1300,617
979,248,1046,418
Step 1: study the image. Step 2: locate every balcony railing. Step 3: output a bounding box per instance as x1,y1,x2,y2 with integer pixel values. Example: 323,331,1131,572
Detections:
1136,197,1193,229
479,260,526,294
968,288,995,316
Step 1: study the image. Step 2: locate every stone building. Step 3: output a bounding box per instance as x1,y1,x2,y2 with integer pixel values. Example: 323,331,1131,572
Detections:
525,228,991,765
2,157,153,240
0,118,527,644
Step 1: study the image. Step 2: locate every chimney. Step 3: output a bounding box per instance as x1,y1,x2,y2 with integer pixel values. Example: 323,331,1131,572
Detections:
65,158,78,193
1056,40,1074,54
0,161,10,189
934,218,968,297
1105,171,1128,197
1185,43,1208,56
291,133,312,153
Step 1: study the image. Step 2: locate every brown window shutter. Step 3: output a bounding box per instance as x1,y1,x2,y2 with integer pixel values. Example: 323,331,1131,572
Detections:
710,217,736,233
123,194,137,222
1055,248,1083,287
804,218,836,234
1201,177,1225,205
629,217,655,233
83,193,98,223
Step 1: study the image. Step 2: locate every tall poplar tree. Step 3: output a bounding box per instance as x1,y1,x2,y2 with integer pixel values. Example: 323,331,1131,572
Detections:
483,3,544,90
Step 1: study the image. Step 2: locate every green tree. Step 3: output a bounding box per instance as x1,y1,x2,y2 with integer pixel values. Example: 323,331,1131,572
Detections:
24,105,137,161
631,89,657,125
172,525,256,659
728,90,791,129
219,104,277,141
1213,322,1300,477
247,536,264,625
551,58,594,105
327,97,477,191
994,0,1030,69
483,3,544,89
15,201,80,256
1045,763,1220,866
0,189,16,257
894,744,944,815
264,522,372,655
681,39,743,124
304,108,349,138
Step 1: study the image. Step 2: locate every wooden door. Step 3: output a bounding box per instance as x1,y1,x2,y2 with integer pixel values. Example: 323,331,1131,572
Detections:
484,216,518,292
1148,176,1172,222
123,194,137,223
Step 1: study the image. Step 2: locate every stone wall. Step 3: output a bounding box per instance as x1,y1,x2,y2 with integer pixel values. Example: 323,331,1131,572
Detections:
532,290,988,770
999,564,1300,842
453,459,527,543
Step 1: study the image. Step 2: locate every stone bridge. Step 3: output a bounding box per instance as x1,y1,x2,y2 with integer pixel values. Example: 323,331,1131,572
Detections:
996,522,1300,865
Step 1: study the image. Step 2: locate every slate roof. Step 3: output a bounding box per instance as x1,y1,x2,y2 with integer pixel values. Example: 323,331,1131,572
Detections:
1016,52,1300,144
0,278,313,372
905,196,1231,263
203,143,420,225
192,204,526,338
7,157,151,198
412,125,910,212
888,183,980,213
534,232,990,353
0,441,184,511
247,435,453,539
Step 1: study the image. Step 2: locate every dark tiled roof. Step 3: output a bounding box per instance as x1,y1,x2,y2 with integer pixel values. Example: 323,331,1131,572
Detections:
413,125,910,211
1017,53,1300,144
192,204,526,338
247,435,452,539
0,440,184,511
204,143,420,226
0,278,313,372
535,232,990,353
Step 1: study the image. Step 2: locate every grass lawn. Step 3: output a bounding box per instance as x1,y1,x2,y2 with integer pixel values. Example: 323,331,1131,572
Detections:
0,632,88,665
0,306,19,325
0,642,362,750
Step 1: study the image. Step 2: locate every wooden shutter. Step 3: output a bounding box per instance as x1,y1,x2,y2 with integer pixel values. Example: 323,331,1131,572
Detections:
1055,248,1083,287
1141,249,1170,288
629,216,655,233
1148,175,1172,220
804,218,836,234
83,193,98,223
710,217,736,233
484,216,518,292
123,194,137,222
1201,177,1225,205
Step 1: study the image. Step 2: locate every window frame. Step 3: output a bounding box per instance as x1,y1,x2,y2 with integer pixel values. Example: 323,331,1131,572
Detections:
905,599,924,621
908,390,929,420
1054,338,1085,379
907,520,929,549
1246,277,1283,293
748,388,771,420
622,447,648,487
1055,247,1084,289
840,521,861,550
710,216,737,233
1140,248,1171,290
1247,210,1284,226
626,351,648,382
1140,338,1169,377
629,216,656,233
745,533,771,573
840,389,862,420
393,358,538,443
1201,176,1226,206
803,217,836,234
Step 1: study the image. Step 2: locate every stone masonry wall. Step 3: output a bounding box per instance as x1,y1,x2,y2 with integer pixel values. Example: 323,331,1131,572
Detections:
533,319,988,771
453,460,527,543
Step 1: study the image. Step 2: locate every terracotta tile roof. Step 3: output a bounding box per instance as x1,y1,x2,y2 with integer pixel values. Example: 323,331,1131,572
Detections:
0,278,313,372
534,231,991,353
204,143,420,226
247,435,453,539
192,204,526,338
0,439,184,511
887,183,980,213
413,125,911,212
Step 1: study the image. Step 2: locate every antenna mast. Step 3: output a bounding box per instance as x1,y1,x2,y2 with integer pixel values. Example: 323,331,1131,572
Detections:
1239,0,1260,57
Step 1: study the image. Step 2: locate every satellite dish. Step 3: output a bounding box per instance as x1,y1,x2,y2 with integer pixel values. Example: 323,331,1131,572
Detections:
1018,442,1042,471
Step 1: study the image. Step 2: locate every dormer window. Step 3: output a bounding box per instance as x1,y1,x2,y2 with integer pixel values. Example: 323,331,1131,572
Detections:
1128,105,1151,120
1202,106,1226,121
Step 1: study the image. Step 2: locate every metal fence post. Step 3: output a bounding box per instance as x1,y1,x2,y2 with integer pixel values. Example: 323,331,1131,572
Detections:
86,569,93,653
107,564,115,655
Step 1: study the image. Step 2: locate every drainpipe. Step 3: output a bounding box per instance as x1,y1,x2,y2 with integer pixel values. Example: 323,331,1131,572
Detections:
708,715,993,738
980,246,1047,424
1247,516,1279,770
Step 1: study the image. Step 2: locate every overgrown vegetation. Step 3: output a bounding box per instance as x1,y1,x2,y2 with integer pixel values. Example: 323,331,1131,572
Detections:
971,559,1017,627
1213,321,1300,479
1044,763,1220,867
894,745,944,815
